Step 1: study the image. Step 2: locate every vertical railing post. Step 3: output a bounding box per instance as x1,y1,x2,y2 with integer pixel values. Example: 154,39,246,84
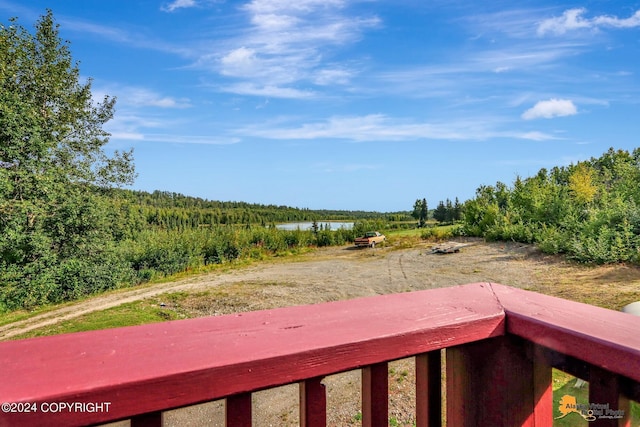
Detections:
300,376,326,427
532,344,553,426
446,336,552,427
416,351,442,427
362,362,388,427
589,366,631,427
226,393,252,427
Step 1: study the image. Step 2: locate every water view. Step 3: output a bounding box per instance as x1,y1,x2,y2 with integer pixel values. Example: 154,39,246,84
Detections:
275,221,354,231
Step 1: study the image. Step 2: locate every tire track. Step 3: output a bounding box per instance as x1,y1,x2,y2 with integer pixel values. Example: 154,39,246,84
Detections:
398,253,408,280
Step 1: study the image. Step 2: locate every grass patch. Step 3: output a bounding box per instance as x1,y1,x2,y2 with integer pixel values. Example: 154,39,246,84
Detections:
14,300,184,339
385,228,429,250
0,307,55,328
387,228,423,238
420,224,457,241
12,281,295,339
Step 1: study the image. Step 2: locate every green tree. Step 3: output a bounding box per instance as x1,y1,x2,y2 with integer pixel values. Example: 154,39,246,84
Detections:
433,201,447,223
444,198,453,223
0,11,135,309
412,198,428,227
568,162,597,205
453,197,462,221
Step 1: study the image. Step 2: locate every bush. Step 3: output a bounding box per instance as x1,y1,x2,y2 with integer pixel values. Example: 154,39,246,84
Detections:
55,255,132,300
203,232,241,265
421,226,453,241
123,231,199,278
537,226,569,255
315,230,333,247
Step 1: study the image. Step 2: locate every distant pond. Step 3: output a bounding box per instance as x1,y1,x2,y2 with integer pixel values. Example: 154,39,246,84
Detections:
275,221,354,231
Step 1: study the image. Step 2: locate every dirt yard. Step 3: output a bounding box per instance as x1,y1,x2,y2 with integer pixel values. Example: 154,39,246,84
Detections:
3,238,640,426
0,238,537,340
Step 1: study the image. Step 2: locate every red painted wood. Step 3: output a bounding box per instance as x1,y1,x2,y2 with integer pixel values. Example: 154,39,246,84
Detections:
130,411,163,427
299,377,326,427
446,335,552,427
532,345,553,427
226,393,252,427
362,362,388,427
415,351,441,427
589,366,630,427
491,283,640,383
0,283,504,426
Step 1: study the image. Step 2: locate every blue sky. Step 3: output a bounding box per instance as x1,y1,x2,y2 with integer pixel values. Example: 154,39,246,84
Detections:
3,1,640,212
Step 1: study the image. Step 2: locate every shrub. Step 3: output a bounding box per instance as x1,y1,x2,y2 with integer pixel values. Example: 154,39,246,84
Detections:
421,226,453,241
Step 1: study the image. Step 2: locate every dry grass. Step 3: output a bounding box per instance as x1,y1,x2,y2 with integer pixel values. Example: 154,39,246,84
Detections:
530,257,640,310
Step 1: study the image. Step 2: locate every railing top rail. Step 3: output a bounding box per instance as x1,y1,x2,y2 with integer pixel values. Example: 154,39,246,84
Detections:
1,283,639,426
0,283,505,426
492,283,640,383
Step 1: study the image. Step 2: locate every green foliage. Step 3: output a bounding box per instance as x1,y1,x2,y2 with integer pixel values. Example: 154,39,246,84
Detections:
420,225,454,241
0,11,134,310
461,148,640,264
431,197,462,224
412,198,428,227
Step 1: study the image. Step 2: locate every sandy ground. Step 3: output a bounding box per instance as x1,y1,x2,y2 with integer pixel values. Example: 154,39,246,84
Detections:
4,239,638,426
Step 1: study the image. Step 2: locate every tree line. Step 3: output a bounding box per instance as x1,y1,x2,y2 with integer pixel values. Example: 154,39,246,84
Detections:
105,187,410,230
461,148,640,264
411,197,463,226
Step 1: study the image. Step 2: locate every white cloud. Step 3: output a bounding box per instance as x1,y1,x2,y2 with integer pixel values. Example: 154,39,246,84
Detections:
243,0,345,15
537,8,591,35
594,10,640,28
472,45,583,72
140,134,240,144
109,131,145,141
161,0,197,13
313,68,354,85
220,83,314,99
537,8,640,35
106,114,240,145
463,8,548,39
61,19,131,43
220,47,259,77
521,99,577,120
238,114,556,142
250,13,300,30
60,18,193,57
102,86,191,109
206,0,380,96
518,131,558,141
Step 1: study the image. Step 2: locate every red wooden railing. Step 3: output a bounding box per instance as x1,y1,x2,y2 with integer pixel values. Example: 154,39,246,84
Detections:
0,283,638,426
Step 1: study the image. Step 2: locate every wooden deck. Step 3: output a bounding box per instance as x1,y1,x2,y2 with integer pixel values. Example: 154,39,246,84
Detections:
0,283,638,426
